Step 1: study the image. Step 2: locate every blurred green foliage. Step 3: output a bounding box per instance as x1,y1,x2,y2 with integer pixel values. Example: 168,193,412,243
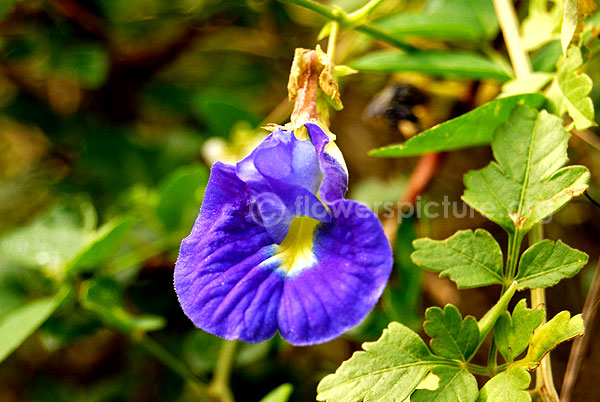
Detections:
0,0,599,401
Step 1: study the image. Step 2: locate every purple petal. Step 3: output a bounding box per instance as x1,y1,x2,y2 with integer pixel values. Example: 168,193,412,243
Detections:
236,128,331,243
174,162,284,342
305,123,348,203
277,200,393,345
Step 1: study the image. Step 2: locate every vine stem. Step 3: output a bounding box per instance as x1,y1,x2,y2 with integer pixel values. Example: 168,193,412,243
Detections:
327,21,339,61
135,334,208,391
492,1,558,399
492,0,531,78
278,0,416,51
209,340,238,402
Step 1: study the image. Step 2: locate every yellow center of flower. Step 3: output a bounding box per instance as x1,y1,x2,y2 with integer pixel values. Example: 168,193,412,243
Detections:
275,216,319,275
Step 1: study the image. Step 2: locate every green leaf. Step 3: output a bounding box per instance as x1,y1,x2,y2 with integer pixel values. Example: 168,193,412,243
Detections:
316,322,440,402
0,0,19,19
494,299,544,362
462,105,590,235
370,94,545,157
423,305,479,361
478,367,531,402
259,384,294,402
521,311,584,367
155,165,208,232
411,366,478,402
500,73,553,97
548,46,596,129
412,229,504,288
0,290,67,363
80,278,165,333
372,0,498,41
350,50,512,81
67,216,134,274
515,239,589,289
562,0,580,55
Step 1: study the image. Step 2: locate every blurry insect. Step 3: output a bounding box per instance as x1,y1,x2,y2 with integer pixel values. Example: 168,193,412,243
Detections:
363,83,428,139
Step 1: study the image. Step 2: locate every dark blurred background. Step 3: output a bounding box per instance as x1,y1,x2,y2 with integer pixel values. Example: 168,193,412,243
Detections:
0,0,599,401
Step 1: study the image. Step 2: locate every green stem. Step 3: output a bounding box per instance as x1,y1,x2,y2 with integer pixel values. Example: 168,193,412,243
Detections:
492,0,532,78
467,363,492,377
346,0,386,23
279,0,416,51
505,232,523,284
209,340,238,402
327,21,339,61
136,334,207,390
529,225,559,402
478,282,517,347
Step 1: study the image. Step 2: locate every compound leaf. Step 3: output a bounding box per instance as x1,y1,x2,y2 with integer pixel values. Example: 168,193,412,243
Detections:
412,229,504,288
462,105,590,236
516,239,589,289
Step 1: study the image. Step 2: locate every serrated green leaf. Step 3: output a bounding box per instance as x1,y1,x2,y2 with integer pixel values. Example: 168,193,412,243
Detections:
350,50,512,81
462,106,590,235
0,289,68,363
516,239,589,289
316,322,441,402
423,305,479,361
372,0,498,42
521,311,584,367
370,94,545,157
478,367,531,402
411,366,478,402
562,0,580,55
67,216,134,275
80,278,165,333
494,299,544,362
259,384,293,402
412,229,504,288
548,46,596,129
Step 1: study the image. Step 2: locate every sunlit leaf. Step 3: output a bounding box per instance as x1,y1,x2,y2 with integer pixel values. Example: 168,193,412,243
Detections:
370,94,545,157
478,367,531,402
562,0,580,55
515,239,588,289
423,304,479,361
462,105,589,235
521,311,584,367
521,0,562,51
316,322,442,402
547,46,596,129
494,299,544,362
350,50,512,81
412,229,504,288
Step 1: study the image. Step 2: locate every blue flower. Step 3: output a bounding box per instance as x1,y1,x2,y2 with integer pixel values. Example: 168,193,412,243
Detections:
174,123,392,345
